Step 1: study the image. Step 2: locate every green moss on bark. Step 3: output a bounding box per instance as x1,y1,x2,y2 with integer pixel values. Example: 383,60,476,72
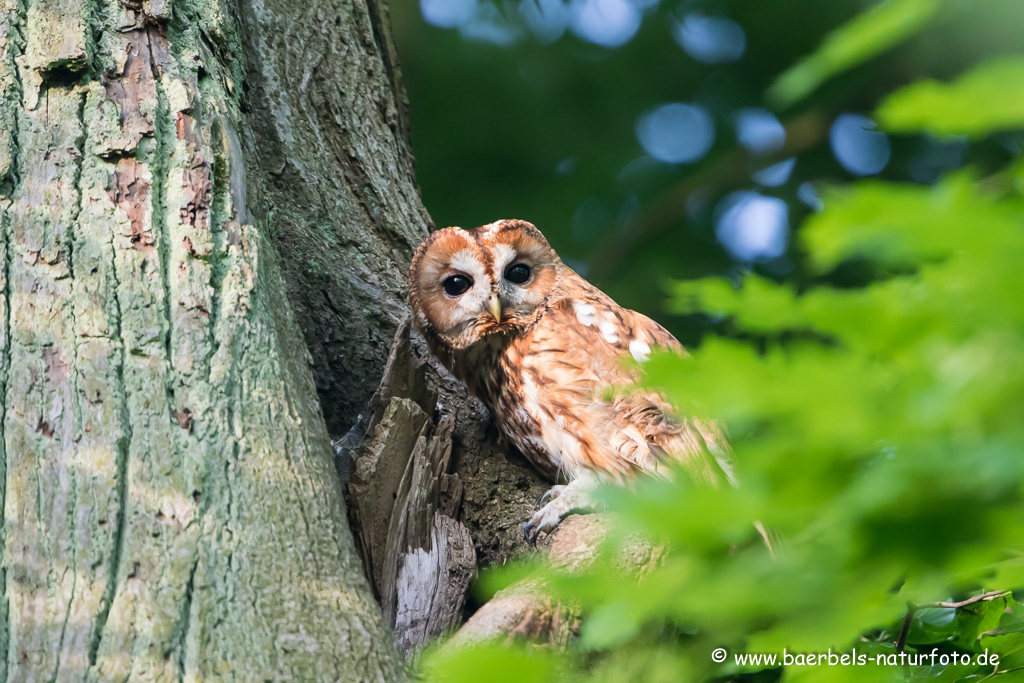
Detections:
0,0,417,679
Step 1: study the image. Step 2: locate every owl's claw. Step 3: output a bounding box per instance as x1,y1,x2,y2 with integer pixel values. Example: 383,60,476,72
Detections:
521,479,597,545
537,485,565,509
521,510,559,545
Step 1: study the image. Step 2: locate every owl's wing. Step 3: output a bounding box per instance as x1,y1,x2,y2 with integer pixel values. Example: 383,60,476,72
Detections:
514,284,733,485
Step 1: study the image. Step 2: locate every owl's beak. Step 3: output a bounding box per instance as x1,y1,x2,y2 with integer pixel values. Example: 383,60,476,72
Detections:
488,294,502,322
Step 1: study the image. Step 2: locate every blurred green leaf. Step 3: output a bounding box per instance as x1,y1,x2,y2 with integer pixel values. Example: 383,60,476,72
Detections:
877,57,1024,138
423,644,561,683
769,0,943,107
581,600,644,650
416,1,1024,681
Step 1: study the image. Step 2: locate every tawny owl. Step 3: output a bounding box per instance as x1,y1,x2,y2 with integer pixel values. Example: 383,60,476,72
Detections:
409,219,733,542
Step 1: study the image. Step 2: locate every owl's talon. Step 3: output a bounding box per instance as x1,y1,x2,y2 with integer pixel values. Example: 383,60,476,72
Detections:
521,478,598,545
537,485,565,509
523,506,561,544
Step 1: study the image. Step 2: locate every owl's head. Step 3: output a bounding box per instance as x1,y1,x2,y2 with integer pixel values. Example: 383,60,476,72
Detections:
409,219,563,351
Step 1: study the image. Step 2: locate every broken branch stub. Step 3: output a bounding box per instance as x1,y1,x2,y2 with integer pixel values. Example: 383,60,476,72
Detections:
345,317,477,652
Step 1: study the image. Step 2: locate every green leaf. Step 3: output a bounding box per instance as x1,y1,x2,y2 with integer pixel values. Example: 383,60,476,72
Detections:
907,607,957,645
955,598,1006,648
423,645,561,683
800,175,1024,273
877,57,1024,138
769,0,943,107
581,600,643,649
980,632,1024,661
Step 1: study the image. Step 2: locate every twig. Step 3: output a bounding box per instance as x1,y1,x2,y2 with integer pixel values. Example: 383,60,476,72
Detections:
978,664,1024,681
923,591,1011,611
895,602,915,654
895,591,1011,653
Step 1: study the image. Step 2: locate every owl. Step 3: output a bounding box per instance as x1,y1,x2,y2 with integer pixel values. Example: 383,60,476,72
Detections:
409,219,733,542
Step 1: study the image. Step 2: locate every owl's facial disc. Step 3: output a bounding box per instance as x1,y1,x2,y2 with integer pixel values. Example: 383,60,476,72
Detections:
409,220,562,351
484,227,559,332
432,247,493,340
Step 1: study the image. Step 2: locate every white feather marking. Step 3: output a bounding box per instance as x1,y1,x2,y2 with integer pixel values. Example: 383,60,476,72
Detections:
516,373,565,470
478,220,503,235
599,319,618,344
541,419,583,478
521,371,541,404
491,243,517,278
448,248,482,276
574,302,596,326
629,338,651,362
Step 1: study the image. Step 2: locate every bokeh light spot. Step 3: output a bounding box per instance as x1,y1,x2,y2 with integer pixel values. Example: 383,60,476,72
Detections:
569,0,641,48
830,113,891,176
635,103,714,164
520,0,569,43
733,108,786,156
751,157,796,187
460,1,521,45
557,157,577,175
672,14,746,64
715,191,789,262
798,182,824,211
421,0,478,28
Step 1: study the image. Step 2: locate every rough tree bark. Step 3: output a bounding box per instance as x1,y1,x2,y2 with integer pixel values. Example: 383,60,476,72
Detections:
0,0,570,676
0,0,445,678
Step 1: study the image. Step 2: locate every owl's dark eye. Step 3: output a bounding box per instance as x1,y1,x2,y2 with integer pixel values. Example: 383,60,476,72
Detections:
442,274,473,297
505,263,532,285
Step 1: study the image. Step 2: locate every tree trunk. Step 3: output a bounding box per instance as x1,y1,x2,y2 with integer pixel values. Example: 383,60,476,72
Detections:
0,0,430,678
0,0,568,674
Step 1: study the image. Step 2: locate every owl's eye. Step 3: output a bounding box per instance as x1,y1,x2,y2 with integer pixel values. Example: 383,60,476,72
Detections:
442,274,473,297
505,263,532,285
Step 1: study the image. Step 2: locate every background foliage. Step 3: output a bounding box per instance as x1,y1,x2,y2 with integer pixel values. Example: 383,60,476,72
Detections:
394,0,1024,680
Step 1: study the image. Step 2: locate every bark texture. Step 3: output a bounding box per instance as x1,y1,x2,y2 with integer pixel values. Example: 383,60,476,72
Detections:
0,0,428,678
0,0,567,674
236,0,430,434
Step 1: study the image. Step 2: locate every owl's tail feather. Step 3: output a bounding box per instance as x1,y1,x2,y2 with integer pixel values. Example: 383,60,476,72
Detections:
666,418,778,557
655,417,736,488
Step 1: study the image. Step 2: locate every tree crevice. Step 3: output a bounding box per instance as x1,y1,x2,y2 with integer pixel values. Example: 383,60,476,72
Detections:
45,83,90,683
0,0,25,670
0,200,12,683
364,0,412,153
173,553,199,682
145,25,176,422
87,154,135,671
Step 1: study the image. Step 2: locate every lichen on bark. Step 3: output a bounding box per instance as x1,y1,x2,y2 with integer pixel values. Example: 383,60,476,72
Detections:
0,0,422,678
0,0,592,673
